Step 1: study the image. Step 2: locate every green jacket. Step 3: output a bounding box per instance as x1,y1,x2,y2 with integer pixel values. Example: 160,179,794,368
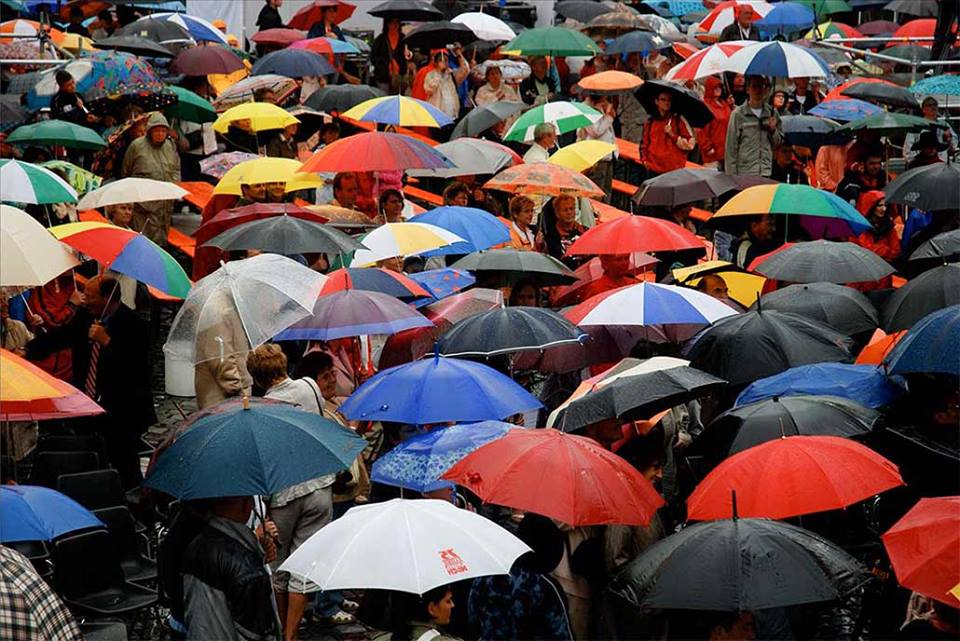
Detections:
724,102,784,177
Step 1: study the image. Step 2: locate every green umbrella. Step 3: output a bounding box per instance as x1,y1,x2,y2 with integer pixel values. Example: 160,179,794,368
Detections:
6,120,106,150
503,100,602,143
838,112,948,136
39,160,102,196
503,26,601,57
0,159,78,205
793,0,853,16
165,85,217,124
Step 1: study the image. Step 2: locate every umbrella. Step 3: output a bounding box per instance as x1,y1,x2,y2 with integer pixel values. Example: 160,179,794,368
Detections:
452,12,516,42
170,44,244,76
911,75,960,97
603,30,669,56
469,59,530,85
838,111,946,136
502,26,600,57
165,85,216,124
50,222,191,298
575,70,644,95
549,357,726,433
407,138,520,179
368,0,442,21
503,101,601,144
0,95,26,133
371,422,515,493
485,163,603,198
0,205,78,287
723,40,830,79
567,281,737,327
884,44,932,61
290,36,360,57
885,0,938,16
752,282,878,335
163,254,326,365
403,21,477,50
213,101,299,133
133,12,229,45
0,486,103,543
584,8,665,36
409,206,510,256
795,0,853,13
145,399,366,500
408,268,475,304
697,1,773,34
636,80,714,128
203,215,363,256
451,249,578,287
609,515,865,611
634,168,738,207
299,132,452,173
781,114,849,149
212,74,298,112
350,222,464,267
753,240,893,284
549,141,618,173
884,162,960,214
859,20,901,36
0,159,77,204
840,82,919,109
194,202,330,245
909,230,960,265
38,161,101,197
882,264,960,332
755,3,815,33
443,427,664,526
672,261,766,308
6,120,106,150
77,177,187,210
882,497,959,605
93,34,174,57
115,15,193,44
685,310,852,387
712,186,872,238
303,84,385,113
736,362,901,409
857,328,905,365
437,307,586,357
320,268,429,300
891,18,936,43
565,215,704,255
0,348,104,421
275,289,431,341
289,0,356,30
213,157,322,195
249,28,307,47
342,95,453,128
339,355,542,425
450,101,525,139
805,20,861,39
280,498,530,595
808,98,882,122
556,0,619,22
883,305,959,377
663,41,751,82
251,48,336,79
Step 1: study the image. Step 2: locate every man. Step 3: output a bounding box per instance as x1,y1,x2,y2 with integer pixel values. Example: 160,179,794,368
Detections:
120,112,181,245
906,130,948,170
256,0,284,31
50,70,96,127
563,254,641,304
904,97,956,163
523,123,556,164
725,75,783,178
265,123,299,159
836,150,885,205
331,172,359,209
787,77,818,115
26,276,155,488
770,144,809,184
520,56,557,106
719,4,760,42
731,213,781,269
696,274,745,311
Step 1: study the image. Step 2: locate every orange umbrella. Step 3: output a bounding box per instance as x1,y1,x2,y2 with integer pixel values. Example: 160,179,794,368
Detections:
576,70,643,94
855,329,906,365
485,163,604,198
890,19,937,46
0,348,104,421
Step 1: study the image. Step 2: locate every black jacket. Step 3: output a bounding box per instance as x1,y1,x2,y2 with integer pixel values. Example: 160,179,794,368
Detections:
718,23,760,42
370,32,406,86
50,91,88,126
520,74,557,106
256,3,284,30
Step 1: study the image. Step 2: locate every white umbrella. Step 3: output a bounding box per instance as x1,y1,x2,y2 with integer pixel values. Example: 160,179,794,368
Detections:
0,205,78,287
77,178,188,210
407,139,520,178
350,222,465,267
452,13,517,42
280,498,531,594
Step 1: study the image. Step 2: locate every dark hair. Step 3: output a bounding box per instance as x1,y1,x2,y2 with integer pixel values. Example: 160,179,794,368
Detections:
538,195,577,260
55,70,74,86
297,350,335,381
379,188,403,212
70,6,84,19
389,585,452,641
92,276,119,297
508,278,539,307
515,513,564,573
402,255,425,273
320,122,340,137
333,172,356,193
253,87,275,102
442,181,469,205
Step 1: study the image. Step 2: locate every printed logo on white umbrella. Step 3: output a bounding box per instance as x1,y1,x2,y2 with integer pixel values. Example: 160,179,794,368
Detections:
440,549,469,576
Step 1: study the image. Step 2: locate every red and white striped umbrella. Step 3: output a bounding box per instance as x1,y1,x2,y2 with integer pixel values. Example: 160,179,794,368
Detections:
663,40,752,82
697,1,773,35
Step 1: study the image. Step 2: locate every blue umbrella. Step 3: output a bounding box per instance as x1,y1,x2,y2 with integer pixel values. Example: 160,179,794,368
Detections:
371,421,516,492
755,3,816,34
809,99,882,123
150,12,230,44
781,115,850,149
410,206,511,256
0,485,102,543
911,76,960,98
274,289,433,341
735,363,904,409
605,31,670,56
251,49,337,78
144,399,367,500
409,268,476,308
884,305,960,376
340,355,543,425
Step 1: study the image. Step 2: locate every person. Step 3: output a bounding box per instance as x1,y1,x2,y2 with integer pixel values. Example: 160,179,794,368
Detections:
509,278,541,307
371,18,410,94
181,495,281,641
850,190,899,264
899,595,960,640
536,195,586,263
120,112,181,246
1,291,33,352
572,254,641,304
308,3,345,40
769,88,789,116
725,75,783,178
731,213,780,269
442,181,470,207
254,87,277,105
379,189,405,223
65,6,90,37
331,172,359,209
25,276,155,488
172,78,217,182
903,97,956,164
698,76,731,170
475,64,521,106
520,56,557,106
617,53,647,143
906,130,948,170
501,195,536,251
770,144,809,184
256,0,284,32
89,9,117,39
265,123,299,160
194,286,253,410
695,273,745,311
50,70,96,127
788,77,818,115
319,122,340,148
814,142,850,192
423,49,470,122
640,89,696,177
836,150,886,205
523,122,556,164
577,93,617,201
388,585,461,641
0,545,82,641
104,203,140,309
719,4,760,41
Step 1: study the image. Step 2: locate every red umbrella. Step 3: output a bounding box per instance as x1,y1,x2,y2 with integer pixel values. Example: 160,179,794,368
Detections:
194,203,328,245
442,427,665,526
319,267,430,299
565,216,705,256
882,497,960,605
747,242,794,272
299,131,452,173
890,19,936,46
858,20,900,36
170,45,244,76
289,0,356,30
687,436,904,521
250,28,308,46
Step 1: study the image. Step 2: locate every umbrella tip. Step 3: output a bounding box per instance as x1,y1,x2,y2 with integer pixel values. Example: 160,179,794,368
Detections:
731,489,738,521
778,417,786,439
433,342,440,363
755,292,762,313
242,395,250,410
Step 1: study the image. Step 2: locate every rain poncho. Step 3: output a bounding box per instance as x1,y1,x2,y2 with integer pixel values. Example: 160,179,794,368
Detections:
120,112,181,245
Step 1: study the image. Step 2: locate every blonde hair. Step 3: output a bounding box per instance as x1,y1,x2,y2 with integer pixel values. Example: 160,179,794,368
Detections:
509,195,534,219
246,343,288,390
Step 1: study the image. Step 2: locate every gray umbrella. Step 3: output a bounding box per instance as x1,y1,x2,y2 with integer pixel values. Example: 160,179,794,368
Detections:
884,162,960,214
451,101,525,139
841,83,920,110
881,264,960,332
754,240,895,284
94,35,175,58
203,216,365,256
438,306,586,357
451,249,578,287
752,283,878,336
884,0,939,17
634,168,738,208
909,230,960,262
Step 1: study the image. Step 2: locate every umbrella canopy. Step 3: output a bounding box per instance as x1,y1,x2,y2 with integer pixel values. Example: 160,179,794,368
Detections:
567,281,737,327
115,15,193,43
403,21,477,50
575,70,643,94
0,204,78,287
884,162,960,214
604,30,670,56
636,79,714,128
450,101,525,139
840,82,919,109
781,114,849,149
409,268,475,302
663,41,751,82
372,421,516,493
452,12,516,41
884,305,960,377
795,0,852,13
485,163,604,198
368,0,442,21
6,120,105,150
713,186,872,238
697,1,773,34
805,20,861,39
856,328,905,365
685,310,852,386
609,515,865,611
882,264,960,332
911,75,960,97
303,83,386,114
195,203,330,244
754,240,893,284
752,282,878,335
77,177,187,209
145,399,366,500
724,41,831,78
300,131,452,173
203,215,363,256
891,18,936,43
291,36,359,55
755,3,815,33
350,222,464,266
556,0,620,22
885,44,932,61
566,215,704,255
910,230,960,263
885,0,938,16
838,111,946,136
250,27,307,46
170,44,244,76
409,206,510,256
280,498,529,595
212,74,298,112
451,249,578,287
443,427,665,526
131,12,229,45
437,307,586,357
503,101,602,143
275,289,432,341
0,159,77,204
808,98,882,122
94,34,174,57
289,0,356,29
688,435,902,520
859,19,901,35
213,157,322,195
38,160,101,197
0,348,104,422
408,138,520,178
503,26,601,56
0,485,102,543
250,48,336,78
166,85,216,124
736,363,901,409
342,95,453,128
320,268,429,300
882,496,959,605
634,167,738,207
550,140,618,173
212,102,299,134
339,356,542,425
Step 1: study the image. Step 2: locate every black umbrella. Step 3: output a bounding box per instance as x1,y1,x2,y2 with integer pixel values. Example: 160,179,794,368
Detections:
403,21,477,51
729,174,778,190
633,168,738,208
438,306,586,358
909,229,960,263
881,264,960,332
604,30,670,56
451,249,578,287
450,101,525,139
203,216,365,255
369,0,443,21
94,35,175,57
781,115,850,149
608,515,867,611
884,162,960,214
753,240,895,284
303,84,385,113
884,0,939,17
752,283,878,336
841,83,920,110
556,0,617,22
884,45,931,61
0,96,27,132
115,17,193,44
685,310,852,387
637,80,714,129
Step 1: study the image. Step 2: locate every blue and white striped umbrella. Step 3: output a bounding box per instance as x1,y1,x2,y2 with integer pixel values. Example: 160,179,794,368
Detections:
150,12,230,45
724,41,831,79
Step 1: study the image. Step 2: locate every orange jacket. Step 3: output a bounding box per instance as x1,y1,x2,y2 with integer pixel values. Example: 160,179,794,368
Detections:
640,115,693,175
698,77,730,164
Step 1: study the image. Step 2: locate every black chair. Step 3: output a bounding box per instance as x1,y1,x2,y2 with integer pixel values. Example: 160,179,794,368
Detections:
0,454,17,483
37,434,106,457
5,540,54,582
30,451,100,488
79,621,128,641
92,506,157,585
53,530,157,617
57,469,125,511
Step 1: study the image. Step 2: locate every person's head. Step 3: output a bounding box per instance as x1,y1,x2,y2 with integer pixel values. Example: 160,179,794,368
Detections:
509,278,540,307
385,17,400,35
856,190,887,223
655,90,672,117
704,75,723,101
246,343,289,391
697,274,729,300
735,4,754,28
770,89,787,109
55,70,76,94
913,130,946,159
265,181,286,202
620,432,665,484
297,350,337,400
552,195,577,227
208,495,255,524
794,77,809,92
732,74,746,94
105,202,134,228
420,585,455,626
442,181,470,207
267,0,282,7
515,513,564,574
379,188,404,222
212,19,227,33
745,75,768,105
774,144,795,168
81,276,119,316
509,195,534,228
254,87,277,104
921,96,939,120
320,122,340,145
862,152,884,177
748,213,774,242
145,112,170,146
485,64,502,88
333,172,359,208
377,255,404,273
283,122,299,139
670,203,693,224
599,253,631,278
402,255,425,274
530,55,548,80
432,50,448,73
241,181,267,202
533,122,557,148
321,5,337,24
709,611,755,641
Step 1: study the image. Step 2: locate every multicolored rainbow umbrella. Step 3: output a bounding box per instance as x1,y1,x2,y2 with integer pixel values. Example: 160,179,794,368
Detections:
50,221,192,298
342,95,453,128
1,348,104,421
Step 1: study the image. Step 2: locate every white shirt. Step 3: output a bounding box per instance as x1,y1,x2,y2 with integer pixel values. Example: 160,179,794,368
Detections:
523,142,551,163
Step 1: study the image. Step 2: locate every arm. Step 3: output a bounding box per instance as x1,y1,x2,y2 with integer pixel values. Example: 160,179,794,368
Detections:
767,110,784,149
452,55,470,85
25,315,83,361
422,71,441,98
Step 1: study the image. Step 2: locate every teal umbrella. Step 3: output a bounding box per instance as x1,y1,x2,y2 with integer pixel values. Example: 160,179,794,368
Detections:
503,26,601,56
838,111,948,136
503,100,602,143
165,85,216,124
793,0,853,15
0,159,78,204
911,76,960,98
6,120,107,150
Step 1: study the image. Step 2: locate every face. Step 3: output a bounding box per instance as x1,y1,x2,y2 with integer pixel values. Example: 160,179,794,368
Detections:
540,129,557,149
266,182,286,201
554,197,576,226
513,202,534,227
322,128,339,145
243,182,267,201
795,77,809,91
107,202,133,227
772,92,786,108
81,278,108,316
382,193,404,221
322,6,337,22
284,123,299,138
922,100,938,119
335,176,359,207
738,6,753,27
258,90,277,105
531,57,547,79
61,78,76,94
427,591,455,626
316,365,338,400
746,77,766,103
641,460,664,483
448,190,469,207
269,0,282,7
600,253,630,277
435,55,448,73
148,126,169,145
864,156,883,176
656,92,672,116
487,67,501,87
700,275,728,299
751,214,774,241
511,284,538,307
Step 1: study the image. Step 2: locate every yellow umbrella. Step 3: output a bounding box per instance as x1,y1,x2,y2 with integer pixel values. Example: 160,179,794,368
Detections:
59,32,97,53
212,102,299,134
950,582,960,603
213,157,324,195
209,59,251,96
549,140,617,173
672,260,766,307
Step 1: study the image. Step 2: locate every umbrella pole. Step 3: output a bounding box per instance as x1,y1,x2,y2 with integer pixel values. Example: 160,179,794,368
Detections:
254,501,285,641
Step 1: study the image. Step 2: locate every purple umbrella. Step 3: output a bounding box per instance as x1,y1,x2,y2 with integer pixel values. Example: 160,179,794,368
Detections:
274,289,433,341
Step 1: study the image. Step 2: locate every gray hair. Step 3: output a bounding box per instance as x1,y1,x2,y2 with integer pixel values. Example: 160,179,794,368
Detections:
533,122,556,143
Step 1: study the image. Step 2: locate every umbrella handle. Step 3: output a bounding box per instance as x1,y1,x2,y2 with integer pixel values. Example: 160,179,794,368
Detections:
215,336,225,364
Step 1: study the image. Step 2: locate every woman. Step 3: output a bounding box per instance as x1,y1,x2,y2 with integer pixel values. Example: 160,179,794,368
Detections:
423,49,470,122
442,181,470,207
698,76,731,170
379,189,405,223
577,93,617,200
536,195,586,264
500,195,536,251
850,190,899,263
475,65,520,106
387,585,461,641
509,278,541,307
639,90,696,177
769,89,789,116
308,5,344,40
371,18,410,94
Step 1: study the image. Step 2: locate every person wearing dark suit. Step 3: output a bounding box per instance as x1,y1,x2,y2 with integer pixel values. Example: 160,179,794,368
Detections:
26,275,156,488
718,5,761,42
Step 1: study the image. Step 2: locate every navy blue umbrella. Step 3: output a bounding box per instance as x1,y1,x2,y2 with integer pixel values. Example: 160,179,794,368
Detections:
0,485,102,543
781,115,850,150
884,305,960,377
251,48,336,79
144,399,367,500
735,363,903,409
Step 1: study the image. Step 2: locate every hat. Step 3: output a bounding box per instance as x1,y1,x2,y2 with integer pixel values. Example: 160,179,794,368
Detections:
212,19,227,30
145,112,170,131
911,130,948,152
856,190,885,217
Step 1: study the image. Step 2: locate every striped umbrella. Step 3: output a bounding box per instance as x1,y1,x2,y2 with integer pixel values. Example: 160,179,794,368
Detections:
0,159,77,204
275,289,432,341
663,40,752,82
804,21,862,40
350,222,465,267
723,41,831,78
697,1,773,35
342,95,453,128
504,100,602,143
290,36,359,56
1,348,104,421
0,19,65,44
299,132,453,173
0,204,78,287
566,282,738,327
133,12,229,45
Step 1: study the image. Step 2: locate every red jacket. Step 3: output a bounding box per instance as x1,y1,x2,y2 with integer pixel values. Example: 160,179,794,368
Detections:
698,78,730,164
640,115,693,174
